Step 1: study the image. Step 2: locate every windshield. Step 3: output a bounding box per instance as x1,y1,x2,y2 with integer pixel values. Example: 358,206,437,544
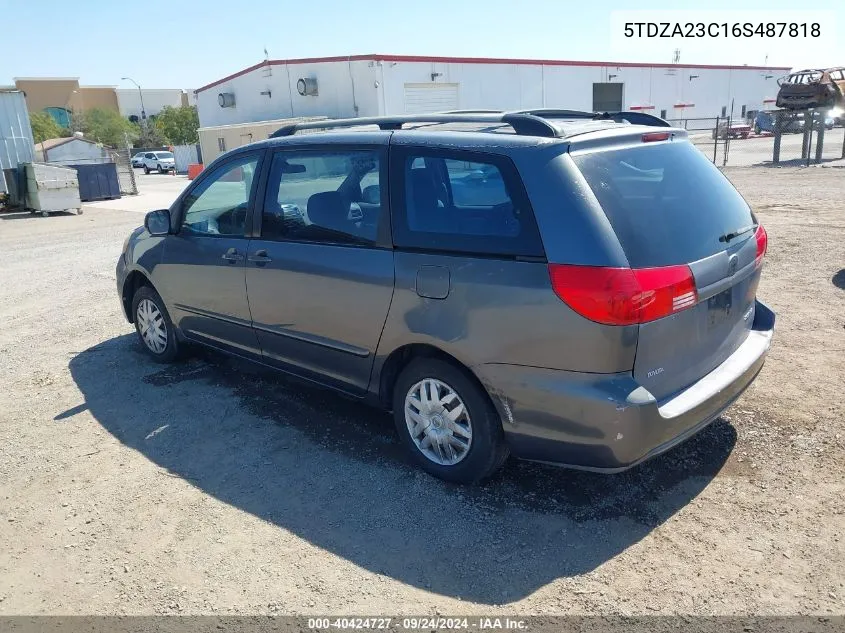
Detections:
156,152,174,159
572,141,755,267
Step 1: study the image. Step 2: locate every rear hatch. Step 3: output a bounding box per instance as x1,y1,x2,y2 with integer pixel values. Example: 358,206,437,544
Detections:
571,138,766,400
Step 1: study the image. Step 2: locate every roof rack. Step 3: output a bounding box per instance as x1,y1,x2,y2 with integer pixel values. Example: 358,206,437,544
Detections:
515,108,671,128
269,109,670,138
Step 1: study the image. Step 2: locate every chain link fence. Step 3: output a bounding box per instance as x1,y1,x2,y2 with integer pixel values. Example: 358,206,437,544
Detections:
676,108,845,168
665,116,726,165
110,147,138,196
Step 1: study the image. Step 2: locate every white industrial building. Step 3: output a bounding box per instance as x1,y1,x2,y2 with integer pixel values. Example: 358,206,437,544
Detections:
195,54,789,136
116,88,196,121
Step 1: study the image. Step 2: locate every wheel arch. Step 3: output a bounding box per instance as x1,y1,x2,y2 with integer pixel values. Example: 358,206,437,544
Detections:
376,343,497,416
121,269,154,323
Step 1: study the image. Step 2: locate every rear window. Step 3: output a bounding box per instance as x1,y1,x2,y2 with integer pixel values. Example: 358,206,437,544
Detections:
572,141,755,268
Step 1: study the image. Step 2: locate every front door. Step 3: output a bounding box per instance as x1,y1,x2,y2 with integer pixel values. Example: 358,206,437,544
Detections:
156,152,263,356
245,146,395,394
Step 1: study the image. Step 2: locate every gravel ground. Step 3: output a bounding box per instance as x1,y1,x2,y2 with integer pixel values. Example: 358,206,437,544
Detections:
0,166,843,616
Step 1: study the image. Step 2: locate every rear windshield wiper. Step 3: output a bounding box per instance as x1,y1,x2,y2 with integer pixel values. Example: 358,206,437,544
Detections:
719,225,755,243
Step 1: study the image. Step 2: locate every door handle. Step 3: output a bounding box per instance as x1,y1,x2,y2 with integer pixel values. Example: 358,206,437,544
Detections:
221,248,244,263
248,249,273,264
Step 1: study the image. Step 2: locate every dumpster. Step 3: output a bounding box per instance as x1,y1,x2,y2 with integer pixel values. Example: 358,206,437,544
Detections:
24,163,83,217
70,162,121,201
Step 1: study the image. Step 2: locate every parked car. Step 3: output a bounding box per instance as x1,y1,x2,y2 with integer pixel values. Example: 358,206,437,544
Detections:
142,151,176,174
776,67,845,110
116,110,774,484
131,152,146,168
711,121,751,139
755,110,835,134
753,111,804,134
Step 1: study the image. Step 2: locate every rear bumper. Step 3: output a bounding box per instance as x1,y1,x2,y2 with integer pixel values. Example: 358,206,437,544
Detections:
479,300,775,472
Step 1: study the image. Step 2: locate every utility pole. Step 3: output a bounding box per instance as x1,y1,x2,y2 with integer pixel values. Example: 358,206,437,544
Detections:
121,76,146,121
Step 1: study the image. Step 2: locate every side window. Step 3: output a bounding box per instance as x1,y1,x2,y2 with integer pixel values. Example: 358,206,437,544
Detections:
180,154,259,237
261,149,381,246
145,153,154,159
394,151,543,258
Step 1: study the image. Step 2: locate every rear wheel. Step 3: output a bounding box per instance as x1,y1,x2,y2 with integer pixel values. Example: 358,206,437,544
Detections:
392,358,508,484
131,286,180,362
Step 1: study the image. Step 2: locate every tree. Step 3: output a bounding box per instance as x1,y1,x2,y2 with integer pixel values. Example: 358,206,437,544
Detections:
154,105,199,145
133,121,167,148
30,111,63,144
79,108,138,148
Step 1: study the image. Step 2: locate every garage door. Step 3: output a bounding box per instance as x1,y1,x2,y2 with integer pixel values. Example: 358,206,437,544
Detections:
403,83,460,114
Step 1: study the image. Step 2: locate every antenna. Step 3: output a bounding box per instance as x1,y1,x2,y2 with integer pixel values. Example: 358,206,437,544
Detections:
263,47,269,61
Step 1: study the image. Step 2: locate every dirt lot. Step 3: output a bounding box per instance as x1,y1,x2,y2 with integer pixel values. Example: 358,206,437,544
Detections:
0,166,843,616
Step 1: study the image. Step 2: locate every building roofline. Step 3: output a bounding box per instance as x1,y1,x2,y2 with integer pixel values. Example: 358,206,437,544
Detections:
36,136,101,151
14,77,80,81
194,53,792,93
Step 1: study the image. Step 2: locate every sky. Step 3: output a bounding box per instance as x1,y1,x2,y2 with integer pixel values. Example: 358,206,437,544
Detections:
1,0,841,89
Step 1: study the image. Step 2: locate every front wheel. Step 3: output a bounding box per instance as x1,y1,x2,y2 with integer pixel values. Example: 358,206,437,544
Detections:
131,286,180,362
392,358,508,484
144,166,150,174
157,165,164,174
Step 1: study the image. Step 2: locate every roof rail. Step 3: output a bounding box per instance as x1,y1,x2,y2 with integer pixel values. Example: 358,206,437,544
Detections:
269,108,671,139
270,112,559,138
516,108,671,128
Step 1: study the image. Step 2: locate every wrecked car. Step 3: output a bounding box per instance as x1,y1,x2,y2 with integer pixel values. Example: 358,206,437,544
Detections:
775,68,845,110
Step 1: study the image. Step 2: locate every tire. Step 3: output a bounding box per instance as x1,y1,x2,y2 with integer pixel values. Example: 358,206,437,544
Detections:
392,358,508,484
144,166,150,175
157,165,164,174
131,285,180,363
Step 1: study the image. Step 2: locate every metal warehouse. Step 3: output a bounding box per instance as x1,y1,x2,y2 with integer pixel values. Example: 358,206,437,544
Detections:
195,53,789,158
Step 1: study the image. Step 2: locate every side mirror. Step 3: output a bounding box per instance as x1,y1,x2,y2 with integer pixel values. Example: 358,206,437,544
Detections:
144,209,171,236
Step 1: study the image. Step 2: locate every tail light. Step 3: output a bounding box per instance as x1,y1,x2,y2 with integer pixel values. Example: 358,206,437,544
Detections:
548,264,698,326
754,224,768,268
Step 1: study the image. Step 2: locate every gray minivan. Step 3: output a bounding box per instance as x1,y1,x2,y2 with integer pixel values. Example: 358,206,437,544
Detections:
116,110,774,484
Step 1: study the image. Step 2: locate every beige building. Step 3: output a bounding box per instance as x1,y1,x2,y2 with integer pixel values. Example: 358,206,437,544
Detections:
5,78,192,129
11,78,119,128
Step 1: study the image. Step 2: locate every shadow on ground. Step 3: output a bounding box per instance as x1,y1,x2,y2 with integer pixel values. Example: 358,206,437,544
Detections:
64,335,736,604
833,269,845,290
0,209,79,220
752,157,845,168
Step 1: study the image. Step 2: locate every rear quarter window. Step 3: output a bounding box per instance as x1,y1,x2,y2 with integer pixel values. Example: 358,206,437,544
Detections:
572,141,755,267
391,149,544,258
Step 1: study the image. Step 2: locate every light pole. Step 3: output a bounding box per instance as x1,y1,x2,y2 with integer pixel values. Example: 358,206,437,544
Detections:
67,89,81,133
121,76,146,120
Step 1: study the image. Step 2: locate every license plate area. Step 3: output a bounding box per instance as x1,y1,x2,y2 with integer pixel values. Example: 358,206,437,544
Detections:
707,288,733,329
